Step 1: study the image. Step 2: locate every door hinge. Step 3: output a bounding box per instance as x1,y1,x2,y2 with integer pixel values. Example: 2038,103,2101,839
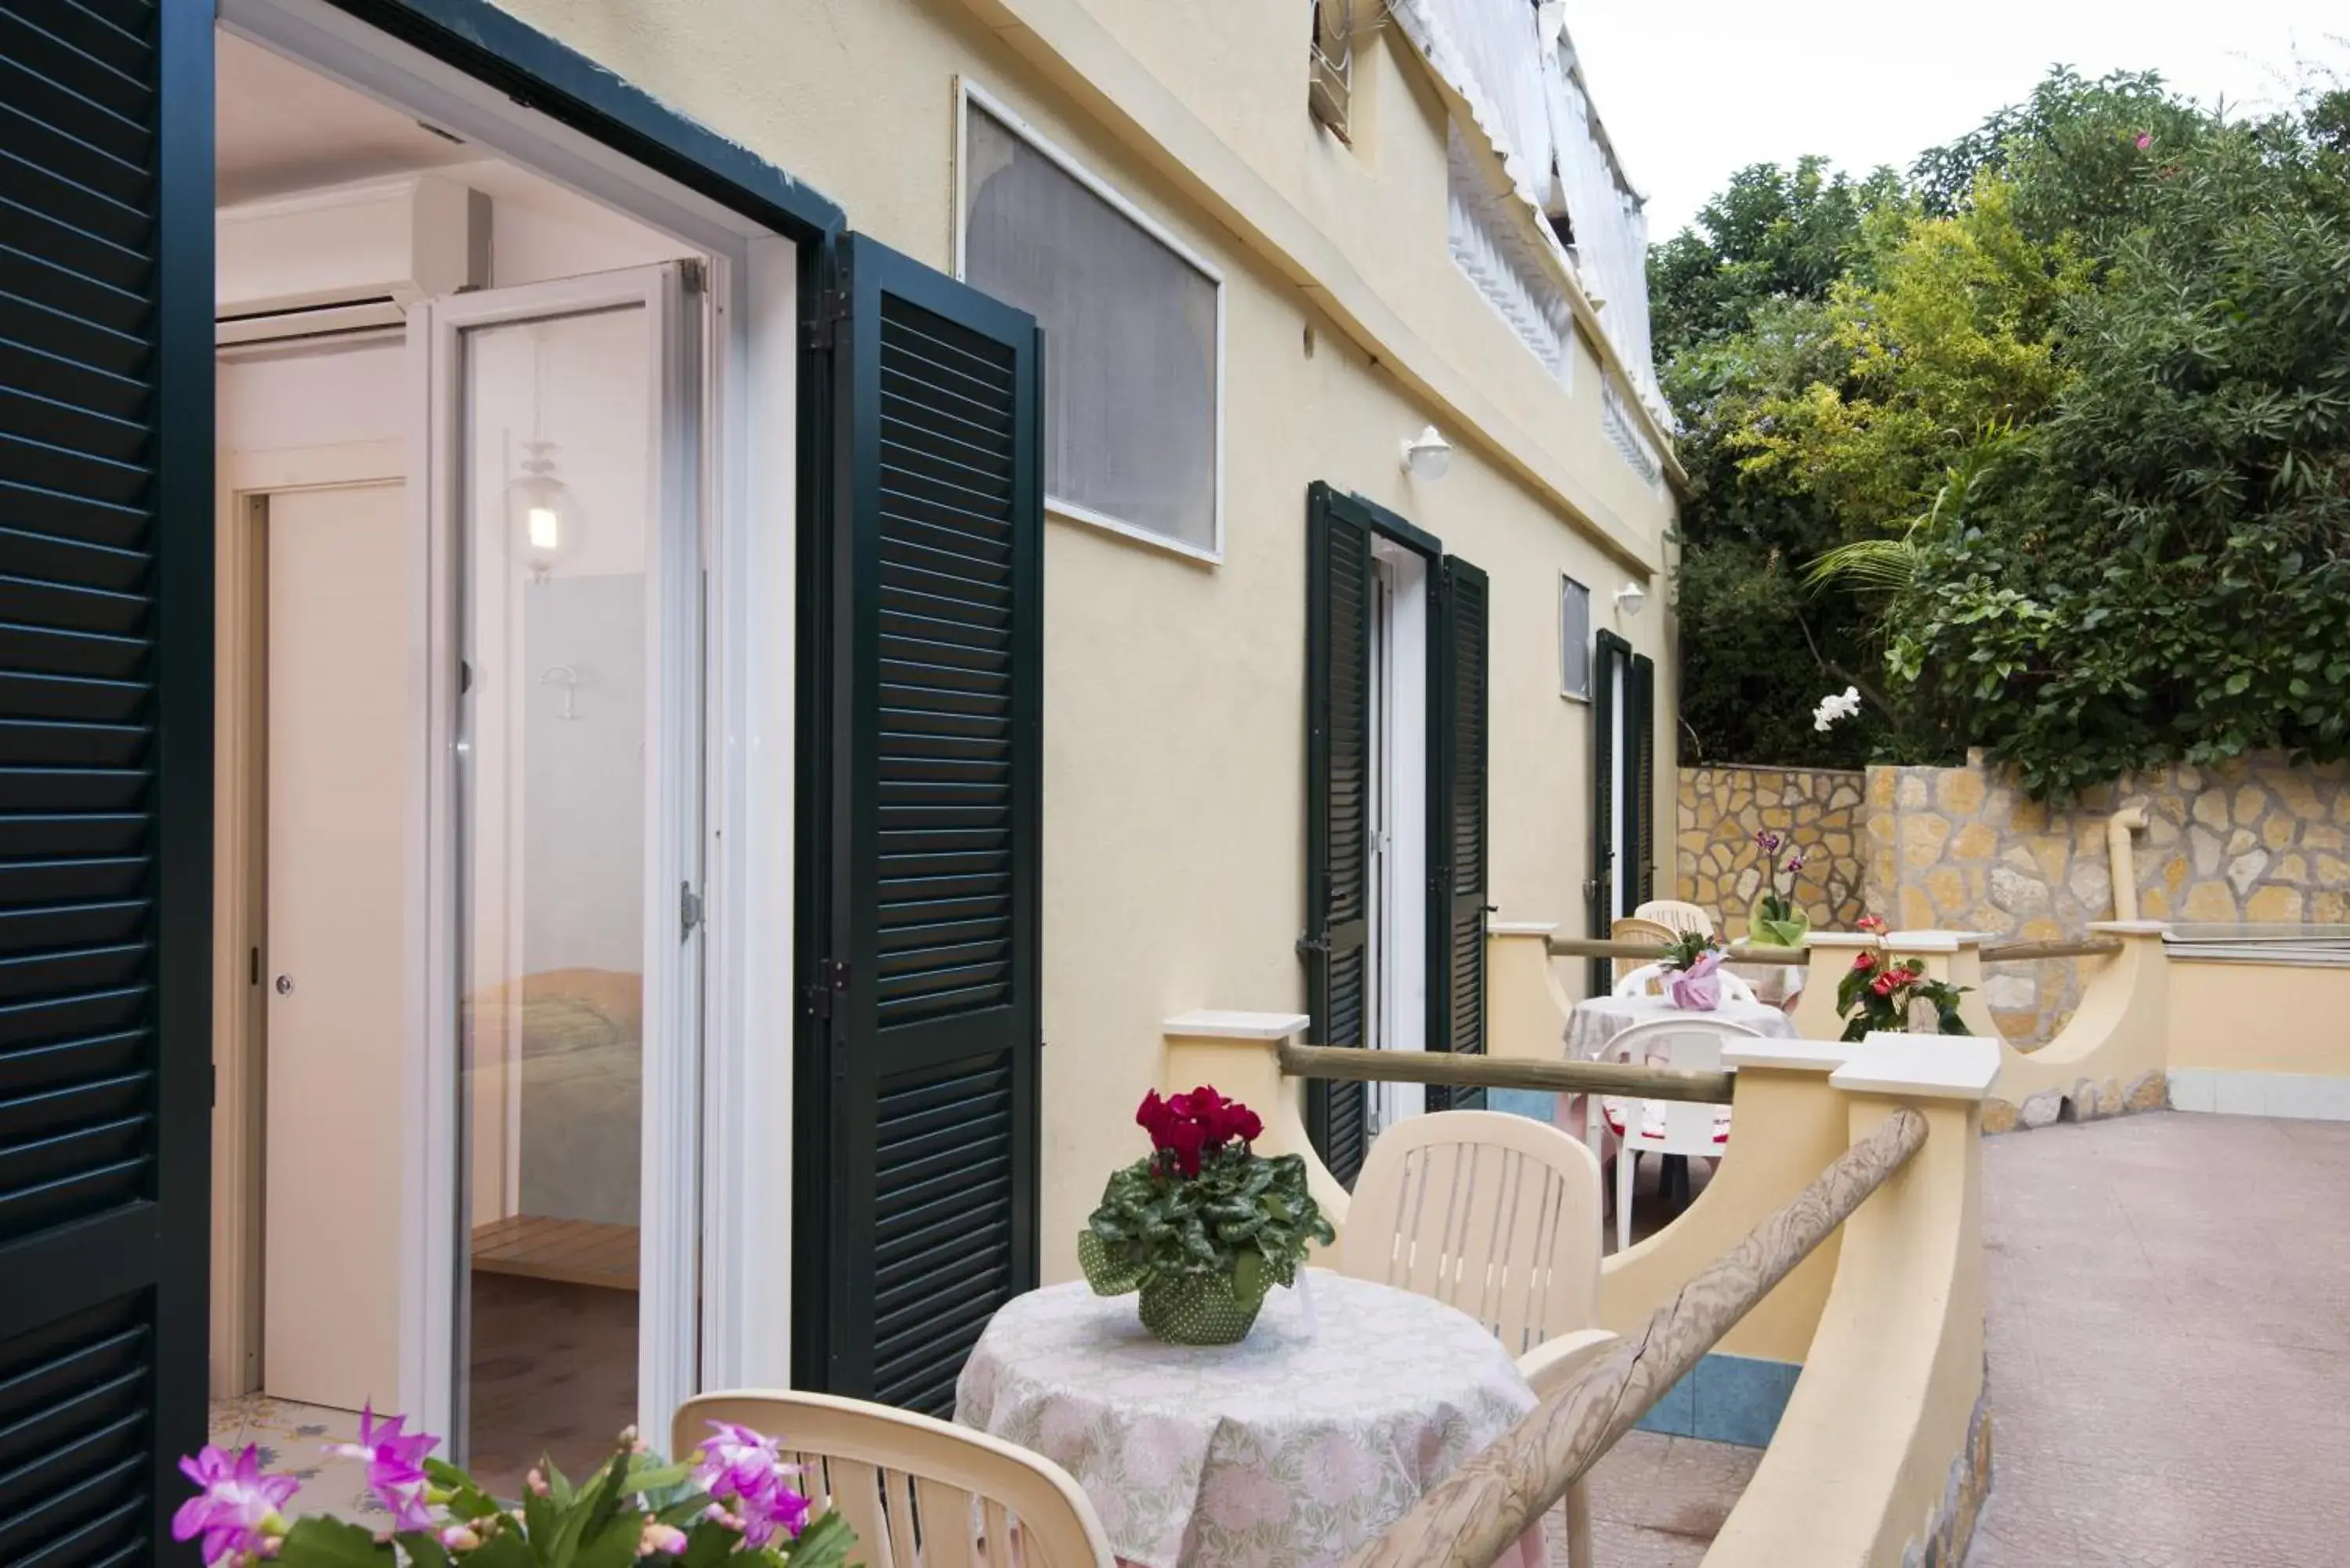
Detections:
803,288,850,350
680,882,704,938
249,947,260,986
679,258,707,295
801,957,852,1019
1296,932,1332,958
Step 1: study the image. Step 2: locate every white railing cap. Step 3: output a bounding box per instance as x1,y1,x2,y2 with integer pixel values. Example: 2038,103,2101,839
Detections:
1488,920,1559,937
1881,930,1995,952
1831,1034,2002,1101
2088,919,2168,936
1162,1010,1313,1041
1721,1039,1856,1074
1802,931,1879,948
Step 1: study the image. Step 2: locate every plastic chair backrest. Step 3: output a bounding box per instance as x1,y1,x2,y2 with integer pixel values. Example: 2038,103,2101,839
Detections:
1609,916,1679,988
1613,962,1666,998
672,1389,1118,1568
1338,1110,1603,1357
1604,1016,1761,1154
1633,900,1716,938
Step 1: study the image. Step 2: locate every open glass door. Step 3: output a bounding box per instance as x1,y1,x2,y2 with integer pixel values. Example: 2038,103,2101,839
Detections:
424,265,703,1490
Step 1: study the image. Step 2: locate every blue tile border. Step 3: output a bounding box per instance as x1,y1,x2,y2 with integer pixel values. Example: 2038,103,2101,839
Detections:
1634,1352,1802,1447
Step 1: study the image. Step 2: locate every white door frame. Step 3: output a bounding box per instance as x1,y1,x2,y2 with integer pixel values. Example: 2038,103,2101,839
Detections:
1368,540,1430,1132
225,0,804,1409
210,435,409,1399
411,266,701,1447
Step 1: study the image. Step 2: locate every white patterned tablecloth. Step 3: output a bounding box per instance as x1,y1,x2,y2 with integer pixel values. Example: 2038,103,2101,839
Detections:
1564,994,1799,1062
955,1270,1535,1568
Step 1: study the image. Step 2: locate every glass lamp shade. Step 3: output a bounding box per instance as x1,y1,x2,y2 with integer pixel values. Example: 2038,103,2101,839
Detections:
509,441,580,576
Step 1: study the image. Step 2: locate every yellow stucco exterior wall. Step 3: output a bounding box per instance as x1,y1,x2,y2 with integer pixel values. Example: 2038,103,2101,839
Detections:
488,0,1680,1278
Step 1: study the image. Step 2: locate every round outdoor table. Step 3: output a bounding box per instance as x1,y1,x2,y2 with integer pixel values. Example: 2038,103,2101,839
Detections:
954,1270,1538,1568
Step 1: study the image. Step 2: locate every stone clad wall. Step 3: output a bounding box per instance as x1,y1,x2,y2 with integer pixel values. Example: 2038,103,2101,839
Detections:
1866,753,2350,1042
1677,765,1868,941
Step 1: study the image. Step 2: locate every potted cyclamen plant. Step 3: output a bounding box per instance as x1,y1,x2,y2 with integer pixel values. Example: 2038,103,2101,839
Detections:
1079,1086,1334,1346
173,1409,853,1568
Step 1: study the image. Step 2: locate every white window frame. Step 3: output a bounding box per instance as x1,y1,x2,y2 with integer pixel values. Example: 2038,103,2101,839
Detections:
953,78,1227,565
1560,573,1593,702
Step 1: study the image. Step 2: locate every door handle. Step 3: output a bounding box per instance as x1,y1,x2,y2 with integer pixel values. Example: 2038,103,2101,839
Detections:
274,974,295,995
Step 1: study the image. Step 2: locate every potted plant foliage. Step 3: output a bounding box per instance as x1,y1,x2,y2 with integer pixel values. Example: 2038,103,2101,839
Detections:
1658,927,1727,1009
172,1410,853,1568
1746,829,1812,951
1835,948,1972,1040
1079,1086,1334,1346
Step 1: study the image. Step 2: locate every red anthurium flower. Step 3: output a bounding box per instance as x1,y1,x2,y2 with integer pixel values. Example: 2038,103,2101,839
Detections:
1871,973,1899,997
1853,952,1878,973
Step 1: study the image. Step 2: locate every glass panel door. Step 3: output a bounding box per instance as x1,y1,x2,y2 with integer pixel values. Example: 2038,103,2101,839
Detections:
439,268,699,1491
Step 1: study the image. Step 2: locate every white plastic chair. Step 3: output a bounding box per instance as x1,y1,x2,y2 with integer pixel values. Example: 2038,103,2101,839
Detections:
1338,1111,1614,1568
672,1389,1117,1568
1612,963,1758,1005
1588,1015,1759,1252
1633,899,1716,938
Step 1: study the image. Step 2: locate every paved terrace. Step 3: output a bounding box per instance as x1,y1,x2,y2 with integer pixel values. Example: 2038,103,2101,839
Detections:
1548,1111,2350,1566
1969,1111,2350,1565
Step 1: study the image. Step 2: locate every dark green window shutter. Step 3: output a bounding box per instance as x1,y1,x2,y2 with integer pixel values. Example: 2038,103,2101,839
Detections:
1588,629,1631,995
1630,652,1657,905
0,0,212,1556
801,234,1042,1417
1302,482,1370,1187
1426,555,1488,1111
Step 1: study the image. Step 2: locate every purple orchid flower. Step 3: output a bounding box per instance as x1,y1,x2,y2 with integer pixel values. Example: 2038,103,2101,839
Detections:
692,1422,813,1547
174,1445,298,1566
1752,829,1783,854
325,1404,440,1532
1784,853,1806,873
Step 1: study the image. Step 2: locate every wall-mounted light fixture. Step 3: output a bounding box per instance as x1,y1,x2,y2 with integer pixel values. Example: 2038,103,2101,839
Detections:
1401,425,1452,481
1614,580,1648,618
510,439,577,579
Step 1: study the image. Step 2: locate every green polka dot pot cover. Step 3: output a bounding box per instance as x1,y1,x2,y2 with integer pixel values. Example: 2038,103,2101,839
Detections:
1079,1230,1264,1346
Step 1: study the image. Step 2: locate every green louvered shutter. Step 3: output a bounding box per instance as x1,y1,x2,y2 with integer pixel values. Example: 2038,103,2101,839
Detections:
0,0,212,1559
1426,555,1488,1111
1302,482,1370,1187
801,234,1043,1417
1630,652,1658,905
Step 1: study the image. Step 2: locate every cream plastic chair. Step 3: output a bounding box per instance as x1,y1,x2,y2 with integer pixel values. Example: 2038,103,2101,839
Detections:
1589,1015,1759,1252
1612,962,1758,1006
1632,899,1716,938
1608,915,1679,988
1338,1110,1615,1568
672,1389,1116,1568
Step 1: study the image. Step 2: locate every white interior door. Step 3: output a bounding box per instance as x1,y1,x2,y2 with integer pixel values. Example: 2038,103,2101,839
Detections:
1369,540,1429,1131
263,479,408,1411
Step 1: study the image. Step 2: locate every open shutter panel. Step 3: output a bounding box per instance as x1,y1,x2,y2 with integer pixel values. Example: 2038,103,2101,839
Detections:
1302,482,1370,1187
1426,555,1489,1111
0,0,211,1557
1631,653,1657,906
1587,631,1625,995
814,234,1042,1417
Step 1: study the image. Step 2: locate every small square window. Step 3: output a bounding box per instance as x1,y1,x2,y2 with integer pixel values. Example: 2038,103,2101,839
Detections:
1561,576,1592,699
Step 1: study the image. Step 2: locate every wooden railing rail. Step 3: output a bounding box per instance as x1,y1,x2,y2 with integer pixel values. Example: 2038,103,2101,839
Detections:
1976,937,2124,963
1276,1042,1736,1105
1344,1107,1930,1568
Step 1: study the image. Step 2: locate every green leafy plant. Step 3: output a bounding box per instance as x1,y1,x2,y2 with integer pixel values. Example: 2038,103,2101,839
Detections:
1660,927,1724,973
1080,1087,1332,1316
174,1414,853,1568
1835,951,1971,1041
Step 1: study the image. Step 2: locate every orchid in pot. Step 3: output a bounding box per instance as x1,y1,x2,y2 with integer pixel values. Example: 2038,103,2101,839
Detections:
174,1408,854,1568
1747,829,1812,951
1079,1086,1334,1346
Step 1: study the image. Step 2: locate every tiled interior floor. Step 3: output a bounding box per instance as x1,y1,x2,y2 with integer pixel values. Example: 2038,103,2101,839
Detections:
204,1274,638,1514
1969,1111,2350,1566
1546,1431,1762,1566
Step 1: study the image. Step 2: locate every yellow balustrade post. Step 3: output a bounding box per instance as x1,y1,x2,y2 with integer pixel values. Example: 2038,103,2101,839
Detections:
1705,1034,2001,1568
1796,932,1875,1042
1160,1010,1349,1230
1486,921,1570,1064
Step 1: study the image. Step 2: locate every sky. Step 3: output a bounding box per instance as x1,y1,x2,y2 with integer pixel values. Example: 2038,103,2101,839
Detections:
1565,1,2348,242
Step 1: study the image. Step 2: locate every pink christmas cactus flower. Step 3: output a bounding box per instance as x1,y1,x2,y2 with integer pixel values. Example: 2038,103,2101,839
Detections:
325,1404,440,1531
173,1445,298,1566
692,1422,814,1547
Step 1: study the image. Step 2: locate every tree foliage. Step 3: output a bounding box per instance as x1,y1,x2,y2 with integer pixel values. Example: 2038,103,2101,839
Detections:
1654,64,2350,793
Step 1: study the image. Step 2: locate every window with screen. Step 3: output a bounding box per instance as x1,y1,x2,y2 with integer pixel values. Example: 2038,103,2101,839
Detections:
960,92,1223,558
1561,575,1593,699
